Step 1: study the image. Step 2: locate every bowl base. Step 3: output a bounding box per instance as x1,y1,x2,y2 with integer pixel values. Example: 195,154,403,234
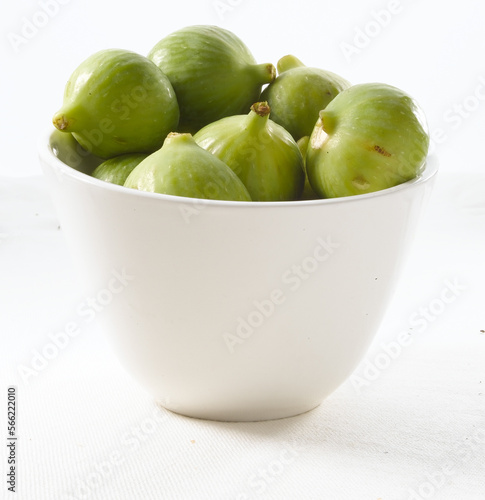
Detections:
154,399,322,422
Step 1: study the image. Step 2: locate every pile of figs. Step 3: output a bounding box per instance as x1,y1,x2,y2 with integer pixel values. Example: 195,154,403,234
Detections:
52,25,430,202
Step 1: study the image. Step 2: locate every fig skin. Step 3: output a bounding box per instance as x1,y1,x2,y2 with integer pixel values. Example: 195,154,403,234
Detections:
52,49,180,158
92,153,149,185
193,102,305,202
124,133,251,202
148,25,276,133
260,55,350,141
297,136,320,200
306,83,430,198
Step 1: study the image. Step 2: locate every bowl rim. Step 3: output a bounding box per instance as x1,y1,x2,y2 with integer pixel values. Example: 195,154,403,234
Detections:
38,127,439,208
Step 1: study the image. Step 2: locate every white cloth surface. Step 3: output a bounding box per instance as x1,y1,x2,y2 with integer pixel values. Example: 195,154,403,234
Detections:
1,171,484,500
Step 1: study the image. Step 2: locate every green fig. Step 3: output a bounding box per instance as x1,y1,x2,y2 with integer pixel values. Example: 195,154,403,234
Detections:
194,102,305,202
297,135,310,159
260,55,350,141
296,136,319,200
306,83,430,198
124,133,251,202
147,25,276,133
52,49,180,158
92,153,149,185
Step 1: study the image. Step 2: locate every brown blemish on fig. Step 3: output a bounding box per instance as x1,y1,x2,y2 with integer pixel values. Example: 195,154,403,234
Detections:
373,145,391,157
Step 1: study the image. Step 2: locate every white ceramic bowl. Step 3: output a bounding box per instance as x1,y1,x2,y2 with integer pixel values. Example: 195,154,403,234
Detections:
39,129,438,421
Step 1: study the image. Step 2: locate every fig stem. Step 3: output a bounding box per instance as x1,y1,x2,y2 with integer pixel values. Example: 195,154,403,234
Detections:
250,63,276,85
52,112,71,131
250,101,271,118
164,132,195,147
277,55,305,74
247,102,271,131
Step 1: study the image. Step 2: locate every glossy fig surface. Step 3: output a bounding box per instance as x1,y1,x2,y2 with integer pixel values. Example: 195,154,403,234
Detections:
92,153,149,185
260,55,350,141
194,102,305,201
53,49,179,158
148,25,276,133
124,133,251,202
306,83,430,198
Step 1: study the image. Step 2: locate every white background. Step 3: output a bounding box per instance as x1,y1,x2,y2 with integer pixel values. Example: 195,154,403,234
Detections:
1,1,485,500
